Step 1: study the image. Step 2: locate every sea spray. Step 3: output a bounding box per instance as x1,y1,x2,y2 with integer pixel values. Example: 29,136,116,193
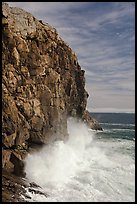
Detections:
24,117,95,187
24,117,135,202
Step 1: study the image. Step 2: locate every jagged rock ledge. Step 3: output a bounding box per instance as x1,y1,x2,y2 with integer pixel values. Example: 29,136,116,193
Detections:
82,111,102,131
2,169,48,202
2,2,102,202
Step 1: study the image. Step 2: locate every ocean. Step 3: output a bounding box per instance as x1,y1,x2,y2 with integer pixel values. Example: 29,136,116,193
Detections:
23,113,135,202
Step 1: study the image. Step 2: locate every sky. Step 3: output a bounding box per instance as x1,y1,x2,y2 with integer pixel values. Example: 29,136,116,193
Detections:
6,2,135,113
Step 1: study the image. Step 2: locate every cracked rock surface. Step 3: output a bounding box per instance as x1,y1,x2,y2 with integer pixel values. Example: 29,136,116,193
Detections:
2,3,102,202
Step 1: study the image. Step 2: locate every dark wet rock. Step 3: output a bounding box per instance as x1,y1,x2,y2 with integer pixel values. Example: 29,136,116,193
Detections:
2,170,28,202
2,170,48,202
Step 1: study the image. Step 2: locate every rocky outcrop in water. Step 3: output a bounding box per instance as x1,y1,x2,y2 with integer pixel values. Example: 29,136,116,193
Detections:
2,3,102,201
82,111,102,131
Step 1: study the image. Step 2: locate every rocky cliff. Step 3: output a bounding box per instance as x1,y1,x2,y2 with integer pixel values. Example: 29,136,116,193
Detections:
2,3,102,201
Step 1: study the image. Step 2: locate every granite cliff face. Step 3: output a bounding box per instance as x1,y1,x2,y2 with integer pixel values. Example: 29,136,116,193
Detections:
2,3,102,199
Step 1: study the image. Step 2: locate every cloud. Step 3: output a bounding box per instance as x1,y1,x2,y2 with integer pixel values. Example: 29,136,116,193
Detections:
86,4,134,30
6,2,135,113
86,84,135,113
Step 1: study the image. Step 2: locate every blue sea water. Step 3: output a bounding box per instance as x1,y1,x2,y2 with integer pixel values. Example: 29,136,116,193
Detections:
23,113,135,202
91,112,135,141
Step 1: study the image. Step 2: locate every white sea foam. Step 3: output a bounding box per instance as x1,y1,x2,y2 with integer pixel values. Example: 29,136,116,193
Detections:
24,117,135,202
100,122,135,126
25,118,94,187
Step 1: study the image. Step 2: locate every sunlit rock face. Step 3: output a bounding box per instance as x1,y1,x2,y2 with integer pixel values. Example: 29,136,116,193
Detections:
2,2,101,180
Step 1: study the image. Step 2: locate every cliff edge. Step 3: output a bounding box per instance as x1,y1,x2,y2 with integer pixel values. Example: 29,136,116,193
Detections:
2,3,102,201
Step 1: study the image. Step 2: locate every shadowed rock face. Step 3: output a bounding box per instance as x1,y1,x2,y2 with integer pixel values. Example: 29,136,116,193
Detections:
2,2,102,182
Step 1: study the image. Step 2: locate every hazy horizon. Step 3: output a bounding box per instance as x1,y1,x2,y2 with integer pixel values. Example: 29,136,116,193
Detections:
90,111,135,114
